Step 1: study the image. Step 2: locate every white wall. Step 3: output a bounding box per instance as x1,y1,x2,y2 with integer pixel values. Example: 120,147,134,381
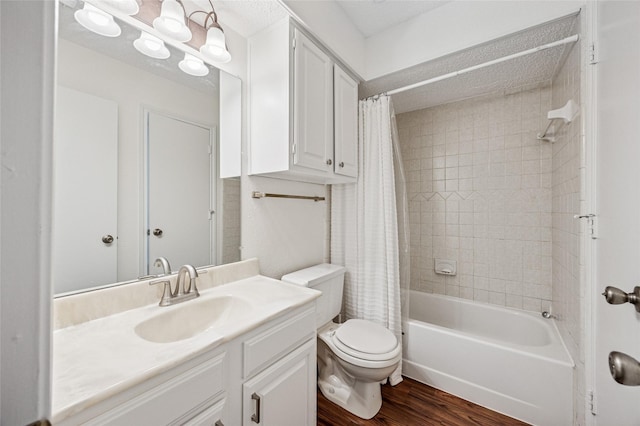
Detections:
242,177,327,279
365,1,583,80
0,1,54,423
283,1,582,81
57,39,218,283
281,0,366,79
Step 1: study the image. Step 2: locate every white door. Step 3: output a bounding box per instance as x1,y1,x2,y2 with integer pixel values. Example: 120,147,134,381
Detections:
52,86,118,293
293,28,334,173
333,64,358,178
145,111,214,275
594,1,640,424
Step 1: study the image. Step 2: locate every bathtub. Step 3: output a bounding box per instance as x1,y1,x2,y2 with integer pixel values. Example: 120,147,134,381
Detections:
402,291,574,426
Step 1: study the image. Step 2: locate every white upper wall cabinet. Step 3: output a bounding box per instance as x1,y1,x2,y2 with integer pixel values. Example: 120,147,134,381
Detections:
333,65,358,178
293,29,334,174
248,18,359,184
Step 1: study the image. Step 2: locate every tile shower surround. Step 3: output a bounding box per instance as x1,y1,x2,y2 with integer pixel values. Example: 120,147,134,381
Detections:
397,85,554,312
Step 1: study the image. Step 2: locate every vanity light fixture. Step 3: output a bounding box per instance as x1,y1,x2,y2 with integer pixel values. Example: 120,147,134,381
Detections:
74,2,122,37
105,0,140,16
133,31,171,59
195,4,231,64
153,0,192,42
178,53,209,77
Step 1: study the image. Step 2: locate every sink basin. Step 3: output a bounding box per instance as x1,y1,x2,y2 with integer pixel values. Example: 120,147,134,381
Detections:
135,295,252,343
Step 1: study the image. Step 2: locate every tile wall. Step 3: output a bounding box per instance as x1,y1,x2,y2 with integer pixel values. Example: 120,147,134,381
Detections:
222,178,241,264
396,84,554,312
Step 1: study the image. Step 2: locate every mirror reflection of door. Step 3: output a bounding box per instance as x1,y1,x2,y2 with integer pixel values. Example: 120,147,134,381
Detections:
52,86,118,294
145,110,215,275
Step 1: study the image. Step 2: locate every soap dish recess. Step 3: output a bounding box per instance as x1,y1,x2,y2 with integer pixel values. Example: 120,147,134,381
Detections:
435,259,457,276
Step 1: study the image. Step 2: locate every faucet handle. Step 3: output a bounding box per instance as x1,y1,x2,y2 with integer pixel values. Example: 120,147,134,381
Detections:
149,279,173,306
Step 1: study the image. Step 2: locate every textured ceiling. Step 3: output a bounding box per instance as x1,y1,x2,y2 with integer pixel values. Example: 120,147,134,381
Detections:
58,3,219,95
187,0,287,38
335,0,450,38
360,13,580,114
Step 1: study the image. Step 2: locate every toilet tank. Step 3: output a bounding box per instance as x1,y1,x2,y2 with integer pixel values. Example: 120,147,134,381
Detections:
281,264,346,327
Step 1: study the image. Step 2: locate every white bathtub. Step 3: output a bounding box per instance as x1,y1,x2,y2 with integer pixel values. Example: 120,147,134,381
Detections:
403,291,574,426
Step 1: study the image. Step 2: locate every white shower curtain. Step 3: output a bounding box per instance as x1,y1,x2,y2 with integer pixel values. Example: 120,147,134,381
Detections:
331,95,408,386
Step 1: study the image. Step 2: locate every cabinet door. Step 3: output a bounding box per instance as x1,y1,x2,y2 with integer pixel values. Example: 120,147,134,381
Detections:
293,29,334,173
333,65,358,178
243,339,316,426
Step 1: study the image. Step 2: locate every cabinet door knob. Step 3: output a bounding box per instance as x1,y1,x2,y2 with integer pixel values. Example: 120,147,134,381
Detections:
102,235,114,244
152,228,163,237
326,159,332,166
251,393,261,423
339,162,345,168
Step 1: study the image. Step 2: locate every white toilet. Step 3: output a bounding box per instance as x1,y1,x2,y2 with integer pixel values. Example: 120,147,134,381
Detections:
281,264,401,419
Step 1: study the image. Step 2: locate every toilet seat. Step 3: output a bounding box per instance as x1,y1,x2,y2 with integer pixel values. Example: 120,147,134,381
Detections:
328,319,401,364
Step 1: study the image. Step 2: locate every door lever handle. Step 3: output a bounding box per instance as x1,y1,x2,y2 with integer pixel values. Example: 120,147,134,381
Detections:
602,286,640,312
609,351,640,386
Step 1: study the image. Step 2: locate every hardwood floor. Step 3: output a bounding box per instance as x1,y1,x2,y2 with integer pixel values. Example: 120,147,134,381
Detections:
317,377,529,426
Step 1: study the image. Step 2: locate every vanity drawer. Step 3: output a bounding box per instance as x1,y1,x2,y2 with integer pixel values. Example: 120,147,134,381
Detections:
243,307,315,379
87,352,226,426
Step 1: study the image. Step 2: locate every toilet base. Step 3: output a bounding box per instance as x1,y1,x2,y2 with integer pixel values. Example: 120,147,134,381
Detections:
318,372,382,420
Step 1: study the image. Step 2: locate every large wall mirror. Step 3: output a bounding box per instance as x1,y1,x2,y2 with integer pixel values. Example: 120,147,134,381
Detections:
53,1,241,295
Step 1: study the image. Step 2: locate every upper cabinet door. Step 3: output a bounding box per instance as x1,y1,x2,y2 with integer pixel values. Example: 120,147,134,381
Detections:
333,65,358,178
293,29,334,173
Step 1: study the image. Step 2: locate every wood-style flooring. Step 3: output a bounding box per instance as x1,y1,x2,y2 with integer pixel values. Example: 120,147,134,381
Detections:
317,377,529,426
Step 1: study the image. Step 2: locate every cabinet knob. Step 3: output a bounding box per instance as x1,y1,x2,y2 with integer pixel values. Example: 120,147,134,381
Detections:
339,162,345,168
102,235,114,244
326,159,332,166
152,228,163,237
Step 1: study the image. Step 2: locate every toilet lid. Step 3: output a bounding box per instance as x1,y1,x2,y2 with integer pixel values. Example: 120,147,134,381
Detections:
333,319,398,356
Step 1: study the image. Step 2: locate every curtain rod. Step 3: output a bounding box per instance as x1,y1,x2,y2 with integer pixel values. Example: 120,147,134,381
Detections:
384,34,579,97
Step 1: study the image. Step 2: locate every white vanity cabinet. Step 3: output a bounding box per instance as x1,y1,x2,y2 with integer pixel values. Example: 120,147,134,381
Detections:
248,18,359,184
55,302,317,426
241,307,317,426
56,349,229,426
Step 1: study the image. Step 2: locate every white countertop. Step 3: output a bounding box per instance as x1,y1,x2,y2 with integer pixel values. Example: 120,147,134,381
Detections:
52,275,319,423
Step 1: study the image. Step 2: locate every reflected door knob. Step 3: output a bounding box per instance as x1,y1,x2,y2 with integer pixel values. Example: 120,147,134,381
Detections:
609,351,640,386
102,235,114,244
152,228,163,237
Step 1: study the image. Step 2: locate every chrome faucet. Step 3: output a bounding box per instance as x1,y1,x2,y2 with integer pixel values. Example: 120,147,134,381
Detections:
149,264,200,306
154,256,172,275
